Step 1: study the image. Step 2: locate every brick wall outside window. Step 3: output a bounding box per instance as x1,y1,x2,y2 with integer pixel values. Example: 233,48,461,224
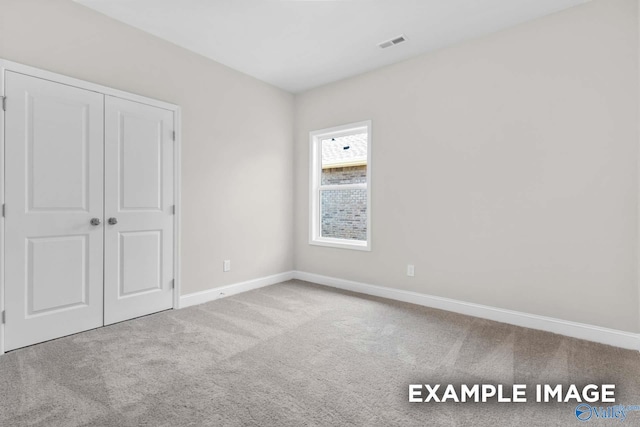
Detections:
320,165,367,240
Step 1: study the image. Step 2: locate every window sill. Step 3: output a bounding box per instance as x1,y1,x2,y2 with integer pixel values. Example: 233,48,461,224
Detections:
309,237,371,251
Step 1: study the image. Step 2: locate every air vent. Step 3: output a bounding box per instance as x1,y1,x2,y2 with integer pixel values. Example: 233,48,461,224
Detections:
378,34,407,49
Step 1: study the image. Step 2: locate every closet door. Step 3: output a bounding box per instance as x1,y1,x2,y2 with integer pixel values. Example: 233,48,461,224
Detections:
103,96,174,325
4,72,105,351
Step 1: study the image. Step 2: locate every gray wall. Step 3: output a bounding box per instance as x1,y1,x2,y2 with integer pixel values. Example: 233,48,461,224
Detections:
0,0,295,295
294,0,640,333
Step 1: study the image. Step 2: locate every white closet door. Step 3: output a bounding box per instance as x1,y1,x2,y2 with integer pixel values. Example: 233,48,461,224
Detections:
104,96,174,325
4,72,105,351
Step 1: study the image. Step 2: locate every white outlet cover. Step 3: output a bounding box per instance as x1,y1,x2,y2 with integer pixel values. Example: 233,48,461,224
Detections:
407,265,415,277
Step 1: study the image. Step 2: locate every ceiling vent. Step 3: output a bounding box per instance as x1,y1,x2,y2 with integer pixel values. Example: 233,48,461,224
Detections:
378,35,407,49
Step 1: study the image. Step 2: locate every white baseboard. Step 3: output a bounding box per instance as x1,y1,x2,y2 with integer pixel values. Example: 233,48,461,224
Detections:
178,270,639,351
179,271,295,308
293,271,640,351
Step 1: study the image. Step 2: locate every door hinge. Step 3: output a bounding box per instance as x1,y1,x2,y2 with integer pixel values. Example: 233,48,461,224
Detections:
1,96,5,111
1,311,5,324
2,204,5,217
171,279,175,289
171,205,176,215
171,130,176,141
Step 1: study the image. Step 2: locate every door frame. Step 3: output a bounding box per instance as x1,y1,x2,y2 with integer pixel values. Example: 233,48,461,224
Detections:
0,59,183,355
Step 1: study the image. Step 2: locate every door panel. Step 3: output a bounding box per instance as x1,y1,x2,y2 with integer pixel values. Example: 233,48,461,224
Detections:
29,96,90,211
4,72,104,351
104,96,174,325
119,230,162,296
28,235,88,314
121,114,163,210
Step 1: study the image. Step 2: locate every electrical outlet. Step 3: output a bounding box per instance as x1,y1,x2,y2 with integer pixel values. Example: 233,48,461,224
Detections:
223,260,231,272
407,264,415,277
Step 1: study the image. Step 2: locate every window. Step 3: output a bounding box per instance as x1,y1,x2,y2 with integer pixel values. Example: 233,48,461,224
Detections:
309,121,371,251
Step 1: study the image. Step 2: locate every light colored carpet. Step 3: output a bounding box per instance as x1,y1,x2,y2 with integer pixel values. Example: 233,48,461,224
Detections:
0,279,638,426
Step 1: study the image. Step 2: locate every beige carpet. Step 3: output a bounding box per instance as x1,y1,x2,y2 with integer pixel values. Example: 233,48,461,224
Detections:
0,280,638,426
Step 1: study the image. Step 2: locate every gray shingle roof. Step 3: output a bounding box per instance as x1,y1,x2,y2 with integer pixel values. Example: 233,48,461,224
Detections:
322,133,367,169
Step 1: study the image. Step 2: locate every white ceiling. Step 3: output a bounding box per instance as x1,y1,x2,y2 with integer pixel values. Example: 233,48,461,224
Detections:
75,0,590,93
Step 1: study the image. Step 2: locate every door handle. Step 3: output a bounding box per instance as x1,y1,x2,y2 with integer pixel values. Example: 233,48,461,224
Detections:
108,217,118,225
90,218,102,226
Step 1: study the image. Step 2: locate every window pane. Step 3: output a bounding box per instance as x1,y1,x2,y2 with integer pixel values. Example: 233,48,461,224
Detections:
321,133,367,185
321,189,367,241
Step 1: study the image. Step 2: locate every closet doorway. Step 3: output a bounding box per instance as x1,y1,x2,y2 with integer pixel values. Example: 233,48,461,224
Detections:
0,61,181,352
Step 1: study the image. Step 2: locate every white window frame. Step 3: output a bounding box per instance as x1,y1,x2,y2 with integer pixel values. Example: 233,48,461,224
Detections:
309,120,372,251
